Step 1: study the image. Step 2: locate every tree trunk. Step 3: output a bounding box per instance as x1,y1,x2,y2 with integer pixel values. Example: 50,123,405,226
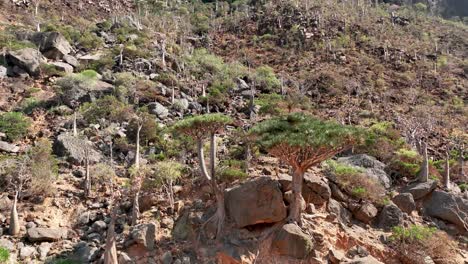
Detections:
103,207,118,264
85,148,91,197
131,191,139,226
135,124,142,170
418,142,429,182
444,151,450,190
168,179,174,209
73,111,78,137
288,168,304,225
460,148,465,180
9,191,20,236
210,134,217,180
213,185,225,239
197,139,211,181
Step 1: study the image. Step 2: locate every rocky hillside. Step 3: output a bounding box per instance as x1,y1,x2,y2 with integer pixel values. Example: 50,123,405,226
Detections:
0,0,467,264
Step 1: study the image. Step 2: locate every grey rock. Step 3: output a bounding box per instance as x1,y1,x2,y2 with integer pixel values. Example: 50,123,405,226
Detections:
424,190,468,231
271,223,314,259
378,204,403,230
337,154,391,188
6,48,45,76
59,77,114,107
278,173,331,205
0,66,7,78
50,62,74,74
328,199,352,224
353,202,378,224
0,238,14,251
27,227,67,242
172,212,195,241
124,223,157,250
30,31,72,60
225,177,287,228
63,54,79,67
173,98,189,111
402,180,437,200
148,102,169,118
0,141,20,153
53,133,102,164
92,220,107,232
73,242,99,263
20,246,37,260
38,242,52,261
162,251,173,264
330,182,349,202
392,193,415,214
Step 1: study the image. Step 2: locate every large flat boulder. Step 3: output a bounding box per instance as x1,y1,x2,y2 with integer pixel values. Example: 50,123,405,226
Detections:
225,177,287,228
6,48,45,76
423,191,468,231
59,78,114,107
401,180,437,200
53,133,102,164
337,154,391,188
27,227,67,242
30,32,72,60
271,223,314,259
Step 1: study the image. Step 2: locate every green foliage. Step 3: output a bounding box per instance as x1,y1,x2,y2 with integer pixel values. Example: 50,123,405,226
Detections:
20,97,46,115
351,187,366,198
80,96,134,124
56,70,100,98
28,138,58,197
78,31,103,50
324,160,364,175
388,148,422,179
252,113,364,156
414,3,428,14
191,12,211,35
458,183,467,192
255,93,284,115
254,66,281,91
173,113,232,139
0,112,31,142
0,30,36,51
127,110,161,144
391,225,437,244
90,163,116,188
0,247,9,263
150,160,184,186
219,159,248,181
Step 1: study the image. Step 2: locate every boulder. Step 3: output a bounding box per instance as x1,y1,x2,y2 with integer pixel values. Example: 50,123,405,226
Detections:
401,180,437,200
50,62,73,74
173,98,189,111
337,154,391,188
27,227,67,242
38,242,52,261
225,177,287,228
30,32,72,60
60,78,114,107
6,48,45,76
53,133,102,164
328,199,352,224
20,246,37,260
0,141,20,153
377,204,403,230
271,223,314,259
278,173,331,206
148,102,169,118
392,193,415,214
124,223,157,251
63,54,79,67
91,220,107,232
72,242,100,263
353,203,378,224
172,211,197,241
0,239,14,251
423,191,468,231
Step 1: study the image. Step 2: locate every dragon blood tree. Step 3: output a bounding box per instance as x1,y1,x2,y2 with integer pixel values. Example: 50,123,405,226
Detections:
173,113,232,238
252,113,363,224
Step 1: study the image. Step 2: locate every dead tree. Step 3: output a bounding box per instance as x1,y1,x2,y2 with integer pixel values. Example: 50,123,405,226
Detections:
9,191,20,236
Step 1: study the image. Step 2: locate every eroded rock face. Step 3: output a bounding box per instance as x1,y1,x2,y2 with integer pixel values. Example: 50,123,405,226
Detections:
27,228,67,242
392,193,415,214
353,203,378,224
53,133,102,164
225,177,287,228
401,180,437,200
337,154,391,188
271,223,314,259
424,191,468,231
30,32,72,60
6,48,45,76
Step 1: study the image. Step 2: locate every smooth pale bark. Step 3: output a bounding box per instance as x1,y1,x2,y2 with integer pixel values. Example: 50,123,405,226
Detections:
459,149,465,180
103,207,118,264
209,133,225,239
131,191,139,226
84,148,91,197
210,134,217,180
73,111,77,137
288,168,304,225
419,142,429,182
197,139,211,181
135,124,142,170
9,191,20,236
444,152,450,190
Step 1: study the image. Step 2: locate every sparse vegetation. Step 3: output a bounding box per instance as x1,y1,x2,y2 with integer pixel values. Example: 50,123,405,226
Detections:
0,112,31,142
0,247,9,263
